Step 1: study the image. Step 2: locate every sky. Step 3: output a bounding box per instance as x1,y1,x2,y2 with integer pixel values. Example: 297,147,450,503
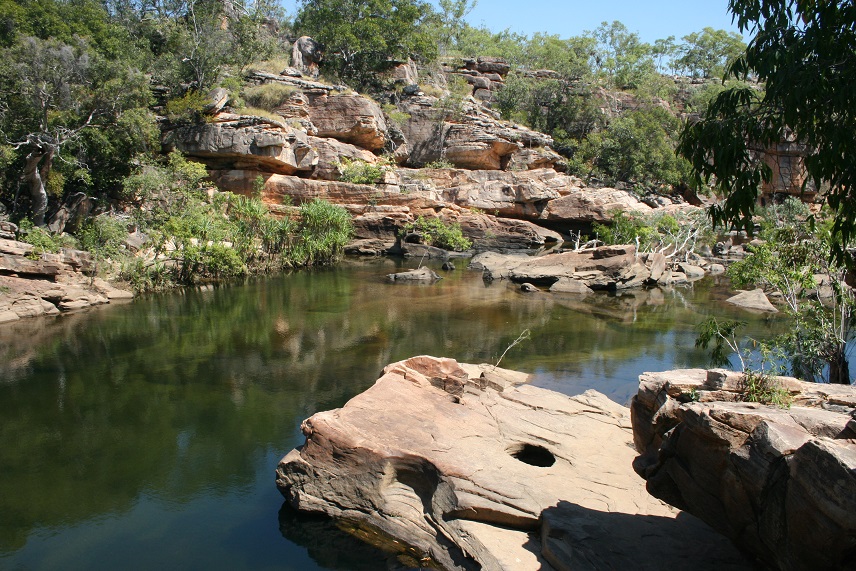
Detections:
281,1,744,44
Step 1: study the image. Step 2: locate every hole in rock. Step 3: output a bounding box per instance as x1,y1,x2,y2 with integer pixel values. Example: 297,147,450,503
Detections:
508,443,555,467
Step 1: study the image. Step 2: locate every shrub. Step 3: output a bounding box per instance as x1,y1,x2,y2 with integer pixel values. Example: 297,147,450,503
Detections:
382,103,411,126
165,91,210,124
295,198,353,265
17,219,76,257
401,216,472,251
336,157,392,184
242,83,296,111
741,371,793,408
424,158,455,169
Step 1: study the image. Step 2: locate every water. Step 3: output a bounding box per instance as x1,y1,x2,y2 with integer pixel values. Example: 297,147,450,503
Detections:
0,258,781,570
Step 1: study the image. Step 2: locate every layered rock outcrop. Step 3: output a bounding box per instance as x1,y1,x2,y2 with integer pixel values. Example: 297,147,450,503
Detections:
632,368,856,571
277,356,750,571
0,238,133,324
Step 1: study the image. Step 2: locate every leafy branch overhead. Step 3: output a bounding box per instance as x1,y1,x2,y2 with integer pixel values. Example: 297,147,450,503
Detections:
679,0,856,263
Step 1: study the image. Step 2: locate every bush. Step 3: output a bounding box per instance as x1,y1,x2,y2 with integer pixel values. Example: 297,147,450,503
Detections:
336,157,392,184
295,198,353,265
424,158,455,169
242,83,296,111
401,216,472,251
17,219,76,257
165,91,210,124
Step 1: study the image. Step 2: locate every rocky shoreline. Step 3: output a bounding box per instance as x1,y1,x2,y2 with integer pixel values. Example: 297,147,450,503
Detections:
0,237,133,324
276,356,753,570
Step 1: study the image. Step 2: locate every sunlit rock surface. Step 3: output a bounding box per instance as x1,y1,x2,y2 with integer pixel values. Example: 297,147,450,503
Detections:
632,368,856,570
277,356,751,570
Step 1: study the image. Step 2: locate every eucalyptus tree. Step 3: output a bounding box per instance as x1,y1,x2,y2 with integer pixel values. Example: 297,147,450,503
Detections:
679,0,856,263
0,36,149,224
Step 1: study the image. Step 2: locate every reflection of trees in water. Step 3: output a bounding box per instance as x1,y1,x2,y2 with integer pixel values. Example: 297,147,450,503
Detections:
0,262,783,554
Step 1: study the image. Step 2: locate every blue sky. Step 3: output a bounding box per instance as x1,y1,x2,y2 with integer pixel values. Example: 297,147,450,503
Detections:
282,1,744,44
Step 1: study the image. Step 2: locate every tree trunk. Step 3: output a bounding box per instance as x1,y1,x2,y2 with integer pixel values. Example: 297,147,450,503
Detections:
828,345,851,385
23,149,49,226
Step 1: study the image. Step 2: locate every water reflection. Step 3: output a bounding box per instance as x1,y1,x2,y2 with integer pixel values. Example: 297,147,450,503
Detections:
0,259,781,569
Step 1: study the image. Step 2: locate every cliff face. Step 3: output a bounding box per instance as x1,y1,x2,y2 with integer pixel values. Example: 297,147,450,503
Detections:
631,368,856,571
164,62,694,250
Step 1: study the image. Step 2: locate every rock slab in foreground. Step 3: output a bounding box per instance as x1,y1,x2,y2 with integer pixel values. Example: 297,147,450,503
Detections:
276,356,750,570
632,368,856,571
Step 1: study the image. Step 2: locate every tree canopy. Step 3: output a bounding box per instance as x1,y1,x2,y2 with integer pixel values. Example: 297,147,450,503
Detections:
679,0,856,262
294,0,437,86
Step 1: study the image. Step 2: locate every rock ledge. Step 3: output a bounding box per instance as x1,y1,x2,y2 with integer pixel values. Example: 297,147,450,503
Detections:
277,356,750,570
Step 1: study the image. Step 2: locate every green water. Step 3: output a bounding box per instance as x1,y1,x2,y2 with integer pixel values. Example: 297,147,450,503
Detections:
0,258,779,570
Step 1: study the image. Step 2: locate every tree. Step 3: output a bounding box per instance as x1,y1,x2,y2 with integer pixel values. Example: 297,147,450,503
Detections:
294,0,438,86
675,27,745,79
434,0,477,55
678,0,856,263
590,21,656,90
0,35,150,224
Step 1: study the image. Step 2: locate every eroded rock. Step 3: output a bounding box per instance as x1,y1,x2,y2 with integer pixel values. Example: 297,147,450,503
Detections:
632,368,856,571
726,288,778,312
276,356,751,571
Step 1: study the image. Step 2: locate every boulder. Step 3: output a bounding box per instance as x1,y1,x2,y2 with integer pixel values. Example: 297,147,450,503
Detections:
648,252,667,282
678,262,705,279
277,356,751,571
203,87,230,115
508,245,637,287
291,36,323,78
397,97,553,170
387,266,442,282
726,288,778,312
305,92,389,151
456,213,562,250
520,282,539,292
540,187,654,225
548,277,592,295
632,368,856,571
397,168,568,219
165,114,319,175
708,263,726,275
468,251,530,281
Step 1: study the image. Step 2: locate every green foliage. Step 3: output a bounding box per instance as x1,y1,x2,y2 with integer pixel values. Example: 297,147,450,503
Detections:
336,157,392,184
401,216,472,251
424,158,455,169
16,219,75,256
294,0,438,87
590,21,656,90
696,316,747,368
242,83,296,112
382,103,411,126
576,106,690,187
295,198,353,265
593,209,713,257
678,0,856,264
740,371,792,408
76,215,127,260
165,91,210,125
675,27,745,79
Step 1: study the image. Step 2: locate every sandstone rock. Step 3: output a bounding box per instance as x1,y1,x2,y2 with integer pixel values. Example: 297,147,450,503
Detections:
648,252,667,282
305,92,388,151
245,71,347,94
292,36,323,78
468,251,530,280
400,243,453,260
398,97,552,169
508,245,637,287
632,368,856,571
397,168,568,219
520,282,539,292
165,114,319,175
0,239,34,257
387,266,442,282
456,213,562,250
678,262,705,279
726,288,778,312
277,356,751,571
306,136,378,180
0,221,17,241
344,239,390,256
548,277,592,295
204,87,230,115
657,270,687,286
708,263,725,274
0,253,64,278
506,147,564,171
540,187,655,224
